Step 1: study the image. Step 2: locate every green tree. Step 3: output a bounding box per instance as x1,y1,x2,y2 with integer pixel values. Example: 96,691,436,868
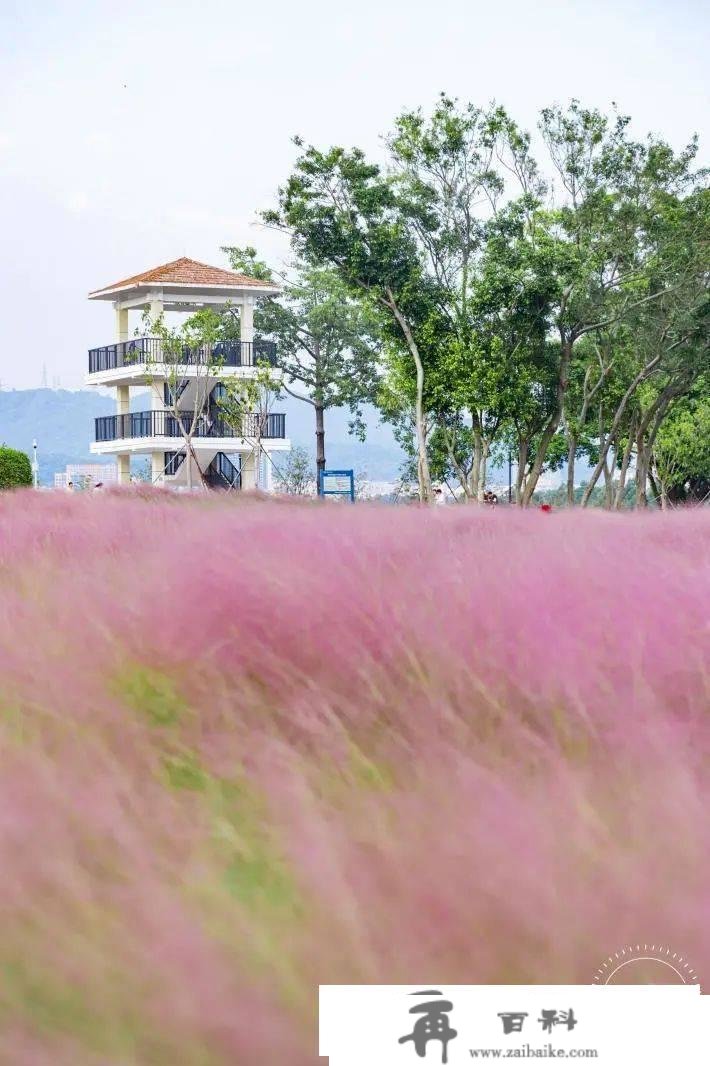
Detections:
484,102,706,505
264,142,441,501
384,97,514,500
0,446,32,489
467,196,560,502
578,186,709,507
651,381,710,506
268,100,707,506
273,445,316,495
632,189,709,506
223,248,380,483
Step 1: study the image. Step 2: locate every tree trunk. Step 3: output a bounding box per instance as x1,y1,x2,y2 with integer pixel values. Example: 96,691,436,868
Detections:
613,426,635,510
315,403,326,491
516,438,529,505
654,466,669,511
603,437,619,509
634,380,685,508
521,415,562,503
635,432,650,508
254,438,262,491
564,361,609,509
444,431,472,499
186,436,193,491
479,440,489,502
566,430,577,507
603,458,614,509
521,337,573,505
470,422,482,500
185,438,206,491
580,354,662,508
387,290,432,502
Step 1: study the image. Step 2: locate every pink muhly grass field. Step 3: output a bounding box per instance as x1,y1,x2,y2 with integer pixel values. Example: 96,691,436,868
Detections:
0,490,708,1063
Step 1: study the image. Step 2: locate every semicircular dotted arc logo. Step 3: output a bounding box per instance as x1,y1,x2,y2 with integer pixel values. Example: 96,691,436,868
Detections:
593,945,700,988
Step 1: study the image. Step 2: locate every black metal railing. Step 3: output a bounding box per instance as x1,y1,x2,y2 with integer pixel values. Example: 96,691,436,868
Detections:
88,338,277,374
95,410,286,442
88,338,160,373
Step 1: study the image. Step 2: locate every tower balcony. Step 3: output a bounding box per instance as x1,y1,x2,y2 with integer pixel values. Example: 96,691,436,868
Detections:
87,337,277,375
95,410,286,443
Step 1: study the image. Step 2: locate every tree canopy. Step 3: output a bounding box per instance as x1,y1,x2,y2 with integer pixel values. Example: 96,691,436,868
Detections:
0,446,32,489
223,246,379,481
264,96,708,506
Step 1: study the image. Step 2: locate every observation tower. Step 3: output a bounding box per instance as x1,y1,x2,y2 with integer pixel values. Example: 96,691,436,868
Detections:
86,257,290,488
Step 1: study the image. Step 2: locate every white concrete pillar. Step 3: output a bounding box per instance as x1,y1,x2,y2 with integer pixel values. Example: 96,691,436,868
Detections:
116,385,130,414
151,382,166,410
241,450,257,490
115,305,129,342
240,298,255,361
117,454,130,485
148,290,164,323
151,451,164,484
263,451,273,493
188,453,203,490
147,292,164,364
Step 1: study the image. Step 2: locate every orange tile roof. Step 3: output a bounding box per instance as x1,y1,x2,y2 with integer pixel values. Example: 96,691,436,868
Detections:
90,257,275,296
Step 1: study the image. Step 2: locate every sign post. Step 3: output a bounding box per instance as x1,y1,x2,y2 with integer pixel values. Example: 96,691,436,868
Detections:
319,469,355,502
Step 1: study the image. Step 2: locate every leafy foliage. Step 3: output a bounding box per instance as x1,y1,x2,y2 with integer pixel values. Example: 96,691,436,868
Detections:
654,384,710,502
265,140,442,499
267,97,708,506
272,445,316,495
224,248,380,473
0,445,32,489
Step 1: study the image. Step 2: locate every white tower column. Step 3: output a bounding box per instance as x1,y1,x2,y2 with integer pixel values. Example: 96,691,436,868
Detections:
240,297,255,350
115,304,129,342
241,449,257,490
117,455,130,484
116,385,130,414
240,298,258,490
263,450,274,493
152,452,164,484
148,290,164,322
115,383,130,485
151,382,166,410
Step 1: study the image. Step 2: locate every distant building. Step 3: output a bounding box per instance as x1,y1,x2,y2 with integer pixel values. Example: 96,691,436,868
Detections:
84,257,291,489
54,464,118,490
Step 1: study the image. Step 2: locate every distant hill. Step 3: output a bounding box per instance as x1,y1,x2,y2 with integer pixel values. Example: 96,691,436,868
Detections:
0,388,406,485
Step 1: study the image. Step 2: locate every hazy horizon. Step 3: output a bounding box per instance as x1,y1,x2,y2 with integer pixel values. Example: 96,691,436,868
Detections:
1,0,708,390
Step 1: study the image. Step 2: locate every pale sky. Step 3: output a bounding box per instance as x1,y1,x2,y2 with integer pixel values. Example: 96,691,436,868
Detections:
0,0,708,390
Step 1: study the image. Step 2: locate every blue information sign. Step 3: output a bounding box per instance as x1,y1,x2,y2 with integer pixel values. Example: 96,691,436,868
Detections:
319,469,355,501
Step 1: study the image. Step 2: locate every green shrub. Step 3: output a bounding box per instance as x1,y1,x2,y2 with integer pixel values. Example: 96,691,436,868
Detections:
0,447,32,490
